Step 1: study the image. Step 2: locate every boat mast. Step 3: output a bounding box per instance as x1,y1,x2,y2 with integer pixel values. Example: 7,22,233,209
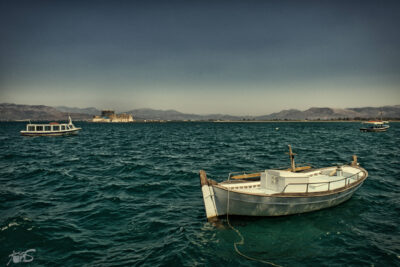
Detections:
287,145,296,172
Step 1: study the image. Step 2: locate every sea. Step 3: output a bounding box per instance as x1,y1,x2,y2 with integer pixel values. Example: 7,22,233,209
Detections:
0,122,399,266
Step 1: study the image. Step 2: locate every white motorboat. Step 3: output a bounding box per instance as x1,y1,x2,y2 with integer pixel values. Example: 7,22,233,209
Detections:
360,121,389,132
360,111,390,132
20,116,82,136
199,146,368,221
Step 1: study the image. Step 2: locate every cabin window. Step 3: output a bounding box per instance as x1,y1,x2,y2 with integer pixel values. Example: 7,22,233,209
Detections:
45,126,51,131
28,126,35,131
53,125,60,131
36,126,43,131
61,125,66,130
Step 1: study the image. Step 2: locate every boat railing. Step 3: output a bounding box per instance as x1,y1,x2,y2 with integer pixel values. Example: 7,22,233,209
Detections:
281,170,365,193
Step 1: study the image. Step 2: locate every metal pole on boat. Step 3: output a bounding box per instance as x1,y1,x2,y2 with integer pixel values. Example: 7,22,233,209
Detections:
287,145,296,172
351,155,358,167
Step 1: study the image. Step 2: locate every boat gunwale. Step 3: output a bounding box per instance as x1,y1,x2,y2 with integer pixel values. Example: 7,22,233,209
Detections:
360,127,389,132
20,128,81,135
211,166,368,198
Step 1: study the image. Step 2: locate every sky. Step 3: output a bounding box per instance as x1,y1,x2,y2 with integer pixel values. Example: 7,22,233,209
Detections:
0,0,399,115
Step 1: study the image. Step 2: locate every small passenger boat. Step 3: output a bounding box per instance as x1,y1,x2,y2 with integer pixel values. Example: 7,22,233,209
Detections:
360,121,389,132
20,116,82,136
199,145,368,221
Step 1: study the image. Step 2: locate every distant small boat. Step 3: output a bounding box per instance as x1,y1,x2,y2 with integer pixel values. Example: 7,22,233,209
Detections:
20,116,81,136
360,111,390,132
360,121,389,132
199,145,368,221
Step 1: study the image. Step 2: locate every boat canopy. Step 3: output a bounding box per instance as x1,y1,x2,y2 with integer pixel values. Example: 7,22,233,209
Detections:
362,121,388,125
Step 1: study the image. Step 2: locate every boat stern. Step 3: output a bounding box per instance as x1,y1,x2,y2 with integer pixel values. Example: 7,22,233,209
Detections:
199,170,219,221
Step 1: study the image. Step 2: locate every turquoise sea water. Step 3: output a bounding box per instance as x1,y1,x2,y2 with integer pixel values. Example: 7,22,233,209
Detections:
1,122,399,266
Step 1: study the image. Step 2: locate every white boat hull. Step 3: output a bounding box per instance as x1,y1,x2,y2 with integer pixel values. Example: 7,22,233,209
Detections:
20,129,80,136
360,126,389,132
211,183,363,217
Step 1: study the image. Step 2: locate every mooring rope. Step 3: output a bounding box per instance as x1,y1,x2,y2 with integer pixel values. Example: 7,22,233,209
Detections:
226,178,282,267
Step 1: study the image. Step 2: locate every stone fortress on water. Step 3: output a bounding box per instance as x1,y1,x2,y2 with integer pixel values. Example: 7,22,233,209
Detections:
92,110,134,123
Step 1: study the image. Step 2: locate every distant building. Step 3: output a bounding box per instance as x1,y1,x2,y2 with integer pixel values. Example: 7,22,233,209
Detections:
92,110,134,123
101,110,115,118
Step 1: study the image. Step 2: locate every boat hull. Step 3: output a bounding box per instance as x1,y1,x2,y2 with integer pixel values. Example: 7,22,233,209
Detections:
211,183,363,217
20,129,80,136
360,127,388,132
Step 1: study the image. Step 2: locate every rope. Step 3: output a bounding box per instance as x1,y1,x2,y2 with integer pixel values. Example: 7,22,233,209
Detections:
226,179,282,267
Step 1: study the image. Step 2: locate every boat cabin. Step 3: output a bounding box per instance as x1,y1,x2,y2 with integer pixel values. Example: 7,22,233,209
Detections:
25,122,74,132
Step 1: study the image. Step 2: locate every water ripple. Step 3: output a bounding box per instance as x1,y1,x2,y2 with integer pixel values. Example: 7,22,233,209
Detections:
0,122,399,266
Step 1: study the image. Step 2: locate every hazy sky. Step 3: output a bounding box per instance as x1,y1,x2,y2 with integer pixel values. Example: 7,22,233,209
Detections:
1,0,399,115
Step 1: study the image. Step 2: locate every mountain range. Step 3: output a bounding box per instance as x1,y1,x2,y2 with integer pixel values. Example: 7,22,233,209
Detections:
256,106,400,120
0,103,92,121
124,108,245,121
1,103,399,121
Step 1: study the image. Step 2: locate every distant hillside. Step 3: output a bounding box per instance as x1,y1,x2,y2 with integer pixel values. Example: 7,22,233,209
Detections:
1,103,399,121
0,103,92,121
124,108,244,121
55,106,100,116
348,105,400,118
256,106,400,120
256,109,303,120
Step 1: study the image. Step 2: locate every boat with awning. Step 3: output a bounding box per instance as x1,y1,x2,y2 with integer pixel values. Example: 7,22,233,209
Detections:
360,121,389,132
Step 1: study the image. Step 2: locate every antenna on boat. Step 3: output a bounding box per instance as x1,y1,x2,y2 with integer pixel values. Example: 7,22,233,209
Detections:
287,145,296,172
